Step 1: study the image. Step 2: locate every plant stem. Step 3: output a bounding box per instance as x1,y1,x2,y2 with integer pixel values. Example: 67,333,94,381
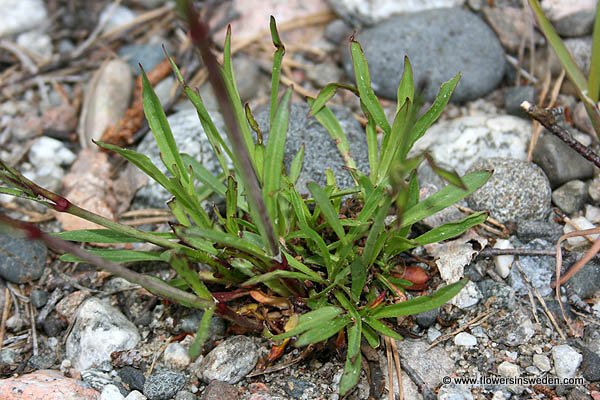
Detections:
521,101,600,168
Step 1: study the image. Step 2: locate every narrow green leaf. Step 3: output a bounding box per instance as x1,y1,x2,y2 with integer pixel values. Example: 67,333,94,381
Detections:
308,98,356,169
425,153,467,190
181,154,227,197
189,306,215,359
141,68,187,182
361,323,380,348
294,315,351,347
241,270,316,287
283,252,324,282
263,88,292,220
168,251,212,300
365,116,378,182
308,182,345,240
346,322,361,359
396,56,414,111
309,82,358,116
53,229,175,243
401,170,491,227
269,16,285,125
351,259,367,300
350,40,391,134
404,73,460,159
225,176,240,234
371,279,468,318
271,306,344,340
412,211,488,246
363,316,403,340
60,249,163,263
339,343,361,396
289,145,305,184
362,196,392,266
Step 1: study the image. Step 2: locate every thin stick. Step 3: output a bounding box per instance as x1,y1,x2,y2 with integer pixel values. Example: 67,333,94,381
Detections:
478,248,556,257
0,288,11,352
29,303,38,356
385,336,394,400
521,101,600,168
389,338,403,400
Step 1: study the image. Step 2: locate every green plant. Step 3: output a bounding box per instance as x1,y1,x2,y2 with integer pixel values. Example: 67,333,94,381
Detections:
528,0,600,136
0,2,491,395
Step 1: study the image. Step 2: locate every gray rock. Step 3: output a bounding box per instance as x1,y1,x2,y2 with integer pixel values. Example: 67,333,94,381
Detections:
306,62,344,88
396,339,454,388
118,366,146,392
101,384,126,400
552,180,587,214
504,86,535,118
477,280,516,309
579,346,600,382
163,342,190,370
552,345,582,378
324,19,351,43
282,378,317,399
467,158,551,223
81,368,114,392
198,336,259,384
177,310,226,341
0,0,47,37
66,297,141,371
175,391,196,400
516,219,564,243
118,44,165,74
329,0,465,26
438,384,474,400
132,108,228,208
342,8,505,102
143,370,186,400
533,354,552,372
564,258,600,299
0,234,47,283
30,289,48,308
99,4,136,33
201,380,239,400
544,1,595,38
487,308,535,346
411,115,532,175
16,31,53,62
573,101,594,136
414,308,439,328
509,239,555,297
533,132,595,188
255,103,370,194
42,314,67,337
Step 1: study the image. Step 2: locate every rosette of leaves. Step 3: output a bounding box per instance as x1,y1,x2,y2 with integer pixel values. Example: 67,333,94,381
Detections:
0,2,491,395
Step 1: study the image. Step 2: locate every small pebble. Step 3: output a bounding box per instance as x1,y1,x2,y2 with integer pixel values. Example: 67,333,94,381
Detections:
551,180,587,214
163,342,191,370
533,354,552,372
454,332,478,347
101,384,126,400
564,216,599,247
125,391,147,400
497,361,519,378
552,345,582,378
30,289,48,308
99,4,136,32
427,327,442,343
143,370,186,400
493,239,513,279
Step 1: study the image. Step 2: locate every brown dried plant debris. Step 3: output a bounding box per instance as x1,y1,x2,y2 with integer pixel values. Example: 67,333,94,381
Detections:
100,57,173,147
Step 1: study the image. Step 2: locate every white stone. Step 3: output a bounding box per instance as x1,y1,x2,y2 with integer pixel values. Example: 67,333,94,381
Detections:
328,0,465,25
66,297,140,371
23,163,64,192
564,216,600,247
411,115,531,174
438,384,474,400
533,354,552,372
16,31,53,61
497,361,519,378
0,0,47,37
125,391,147,400
427,327,442,343
29,137,76,167
454,332,477,347
551,345,582,378
585,205,600,224
101,384,125,400
163,342,191,370
99,4,136,33
451,281,482,309
493,239,513,278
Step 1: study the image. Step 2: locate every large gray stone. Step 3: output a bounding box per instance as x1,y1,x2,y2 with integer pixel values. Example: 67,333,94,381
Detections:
0,0,47,37
66,297,140,371
0,234,47,283
532,132,595,188
509,239,555,297
198,335,259,384
411,115,531,175
255,103,370,194
342,8,505,102
467,158,551,223
132,108,228,208
143,370,186,400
